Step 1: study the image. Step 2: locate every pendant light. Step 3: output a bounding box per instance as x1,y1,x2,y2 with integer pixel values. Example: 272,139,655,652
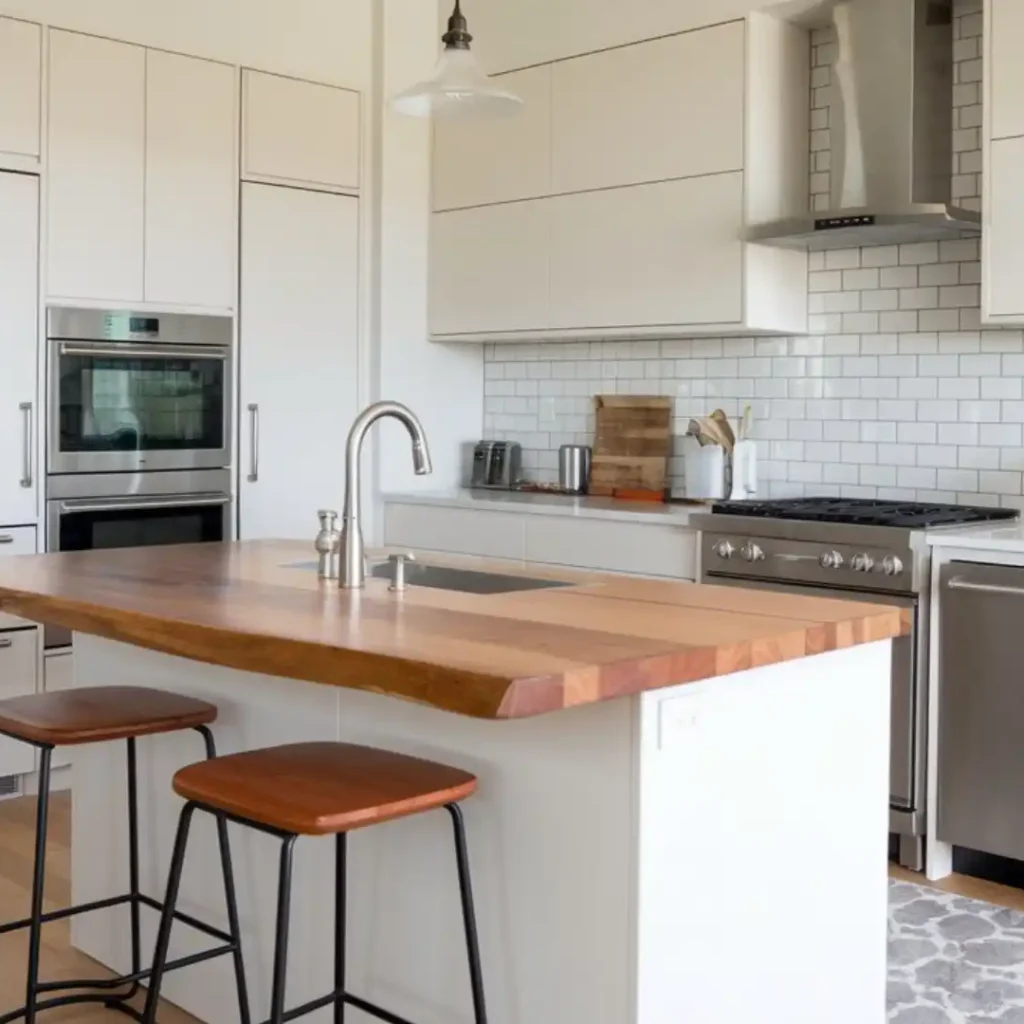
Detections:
391,0,523,119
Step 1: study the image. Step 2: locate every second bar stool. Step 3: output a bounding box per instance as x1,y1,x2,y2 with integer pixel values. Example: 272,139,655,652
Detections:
143,741,488,1024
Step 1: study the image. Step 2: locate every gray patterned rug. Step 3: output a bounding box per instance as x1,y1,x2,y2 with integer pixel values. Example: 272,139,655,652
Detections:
889,880,1024,1022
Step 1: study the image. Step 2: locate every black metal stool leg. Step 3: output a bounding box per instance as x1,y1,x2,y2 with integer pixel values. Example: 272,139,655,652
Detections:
24,747,53,1024
141,802,197,1024
447,804,488,1024
335,833,347,1024
270,835,298,1024
194,725,252,1024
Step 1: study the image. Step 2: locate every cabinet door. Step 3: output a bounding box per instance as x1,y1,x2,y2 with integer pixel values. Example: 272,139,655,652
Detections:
242,70,360,191
551,22,745,195
47,30,145,303
990,0,1024,141
433,65,551,211
985,136,1024,320
0,527,36,629
239,184,359,540
549,174,744,330
0,174,38,525
145,51,236,310
0,18,40,162
0,630,38,777
43,651,75,771
430,200,550,336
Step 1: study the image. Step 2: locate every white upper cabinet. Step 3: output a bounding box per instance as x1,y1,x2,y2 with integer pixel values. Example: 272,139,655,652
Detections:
984,136,1024,321
549,174,744,329
430,200,550,337
0,18,41,165
47,30,146,304
0,173,39,525
550,21,745,194
433,65,552,210
145,51,237,311
242,69,360,191
989,0,1024,141
429,15,808,342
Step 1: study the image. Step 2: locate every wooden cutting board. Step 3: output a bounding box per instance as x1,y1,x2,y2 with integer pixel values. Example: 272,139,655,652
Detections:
589,395,672,497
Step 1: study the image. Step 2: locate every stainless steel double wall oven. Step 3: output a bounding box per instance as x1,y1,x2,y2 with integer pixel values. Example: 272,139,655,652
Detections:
45,308,234,647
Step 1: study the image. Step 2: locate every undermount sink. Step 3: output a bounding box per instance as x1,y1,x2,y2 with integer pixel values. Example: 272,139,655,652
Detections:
289,560,571,595
370,562,571,595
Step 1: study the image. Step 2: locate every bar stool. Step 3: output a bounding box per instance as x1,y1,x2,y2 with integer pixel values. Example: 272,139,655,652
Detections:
0,686,249,1024
143,741,488,1024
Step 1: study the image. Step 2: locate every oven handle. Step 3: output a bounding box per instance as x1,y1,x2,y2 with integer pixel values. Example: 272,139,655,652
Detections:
247,404,259,483
947,576,1024,598
58,494,232,514
57,343,229,361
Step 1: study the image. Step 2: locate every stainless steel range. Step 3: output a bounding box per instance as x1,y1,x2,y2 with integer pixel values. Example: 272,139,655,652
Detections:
693,498,1020,870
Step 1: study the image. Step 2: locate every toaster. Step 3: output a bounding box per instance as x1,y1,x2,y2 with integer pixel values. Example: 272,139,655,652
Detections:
469,441,522,489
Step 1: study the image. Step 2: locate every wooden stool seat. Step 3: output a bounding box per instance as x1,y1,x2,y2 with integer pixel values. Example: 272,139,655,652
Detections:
173,742,478,835
0,686,218,746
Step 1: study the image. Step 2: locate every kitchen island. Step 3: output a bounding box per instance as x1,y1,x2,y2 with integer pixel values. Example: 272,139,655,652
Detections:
0,541,907,1024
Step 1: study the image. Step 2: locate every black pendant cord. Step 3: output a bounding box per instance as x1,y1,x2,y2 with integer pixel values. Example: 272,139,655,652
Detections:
442,0,473,50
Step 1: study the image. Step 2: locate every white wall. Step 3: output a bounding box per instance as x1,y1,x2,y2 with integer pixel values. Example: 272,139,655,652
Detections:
372,0,483,501
0,0,372,88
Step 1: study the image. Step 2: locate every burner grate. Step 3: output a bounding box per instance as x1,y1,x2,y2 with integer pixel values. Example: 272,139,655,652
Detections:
711,497,1019,529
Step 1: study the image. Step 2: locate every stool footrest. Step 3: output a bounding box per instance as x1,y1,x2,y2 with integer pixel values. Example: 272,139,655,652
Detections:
265,989,421,1024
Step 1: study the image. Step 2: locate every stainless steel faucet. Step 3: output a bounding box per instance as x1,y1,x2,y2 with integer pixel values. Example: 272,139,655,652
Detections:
340,401,432,588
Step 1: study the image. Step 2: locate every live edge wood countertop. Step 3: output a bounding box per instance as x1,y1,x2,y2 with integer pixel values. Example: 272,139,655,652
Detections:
0,541,909,720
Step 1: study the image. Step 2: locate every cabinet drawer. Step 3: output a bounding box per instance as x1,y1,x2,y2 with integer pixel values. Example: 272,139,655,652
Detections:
0,526,35,629
0,628,39,776
526,518,696,579
384,504,527,561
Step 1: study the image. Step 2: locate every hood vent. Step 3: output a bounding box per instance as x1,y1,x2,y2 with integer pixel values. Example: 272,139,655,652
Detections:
750,0,980,251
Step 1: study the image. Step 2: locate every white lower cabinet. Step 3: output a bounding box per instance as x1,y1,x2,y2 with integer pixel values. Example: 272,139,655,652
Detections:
383,503,696,580
0,527,36,629
0,628,39,777
239,183,360,540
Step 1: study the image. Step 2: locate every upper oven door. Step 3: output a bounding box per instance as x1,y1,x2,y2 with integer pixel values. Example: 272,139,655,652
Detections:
48,339,231,474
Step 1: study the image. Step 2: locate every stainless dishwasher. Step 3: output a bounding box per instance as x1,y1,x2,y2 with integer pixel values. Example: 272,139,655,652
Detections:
938,561,1024,860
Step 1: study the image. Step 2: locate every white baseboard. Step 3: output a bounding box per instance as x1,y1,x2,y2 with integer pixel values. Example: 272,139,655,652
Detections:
17,765,72,797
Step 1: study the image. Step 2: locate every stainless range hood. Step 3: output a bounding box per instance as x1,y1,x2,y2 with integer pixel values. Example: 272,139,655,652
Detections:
750,0,980,251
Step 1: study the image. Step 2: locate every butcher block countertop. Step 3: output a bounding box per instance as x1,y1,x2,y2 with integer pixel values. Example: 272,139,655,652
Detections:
0,541,909,719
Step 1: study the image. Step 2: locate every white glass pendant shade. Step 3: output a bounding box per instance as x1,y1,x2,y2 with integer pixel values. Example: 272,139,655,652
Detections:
391,1,523,119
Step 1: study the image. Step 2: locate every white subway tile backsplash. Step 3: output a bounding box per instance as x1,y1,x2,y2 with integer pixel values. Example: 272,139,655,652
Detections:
900,242,940,265
899,422,938,445
960,447,1002,470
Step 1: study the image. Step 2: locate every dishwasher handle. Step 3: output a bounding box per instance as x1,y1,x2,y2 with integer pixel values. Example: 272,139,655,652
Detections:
947,575,1024,598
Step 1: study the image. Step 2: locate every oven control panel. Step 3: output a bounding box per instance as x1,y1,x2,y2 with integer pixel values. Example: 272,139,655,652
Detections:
702,533,915,594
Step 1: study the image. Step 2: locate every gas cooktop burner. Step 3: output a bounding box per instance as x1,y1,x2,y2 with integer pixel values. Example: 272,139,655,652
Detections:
712,497,1020,529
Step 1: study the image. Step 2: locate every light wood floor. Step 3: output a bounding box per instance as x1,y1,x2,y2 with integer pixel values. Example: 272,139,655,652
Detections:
0,792,198,1023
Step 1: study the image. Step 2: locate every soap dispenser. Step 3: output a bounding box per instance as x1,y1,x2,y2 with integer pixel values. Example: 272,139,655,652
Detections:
315,509,341,580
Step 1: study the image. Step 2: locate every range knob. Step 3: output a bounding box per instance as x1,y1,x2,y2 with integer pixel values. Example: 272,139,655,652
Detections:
713,540,736,560
881,555,904,577
741,542,765,563
819,550,845,570
851,553,875,573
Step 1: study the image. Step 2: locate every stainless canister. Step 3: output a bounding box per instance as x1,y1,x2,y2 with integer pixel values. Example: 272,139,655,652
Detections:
558,445,592,494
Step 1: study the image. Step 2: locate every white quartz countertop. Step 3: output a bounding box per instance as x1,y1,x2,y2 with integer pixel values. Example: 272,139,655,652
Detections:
927,521,1024,553
383,489,703,526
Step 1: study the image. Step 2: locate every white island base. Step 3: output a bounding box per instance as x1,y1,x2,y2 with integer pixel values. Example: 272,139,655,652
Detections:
68,634,891,1024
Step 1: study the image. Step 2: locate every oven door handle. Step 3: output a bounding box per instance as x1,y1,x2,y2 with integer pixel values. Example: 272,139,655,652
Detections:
57,343,229,361
947,576,1024,598
58,494,232,514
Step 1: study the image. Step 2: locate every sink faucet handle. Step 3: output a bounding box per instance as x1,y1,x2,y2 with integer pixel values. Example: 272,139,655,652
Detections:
387,551,416,593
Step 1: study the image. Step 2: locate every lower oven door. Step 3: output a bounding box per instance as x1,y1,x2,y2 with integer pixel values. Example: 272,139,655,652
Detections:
703,572,921,821
43,491,232,647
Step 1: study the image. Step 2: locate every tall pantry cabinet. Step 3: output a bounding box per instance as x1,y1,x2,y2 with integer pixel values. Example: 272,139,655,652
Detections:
238,71,362,541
